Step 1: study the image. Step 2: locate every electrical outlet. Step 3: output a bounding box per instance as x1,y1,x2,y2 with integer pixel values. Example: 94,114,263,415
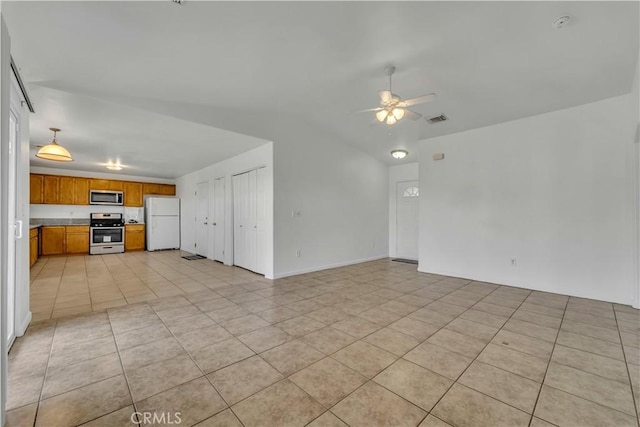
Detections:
296,249,302,258
511,258,517,266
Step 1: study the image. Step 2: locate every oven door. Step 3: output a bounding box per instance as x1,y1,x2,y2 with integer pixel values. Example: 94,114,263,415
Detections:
90,227,124,246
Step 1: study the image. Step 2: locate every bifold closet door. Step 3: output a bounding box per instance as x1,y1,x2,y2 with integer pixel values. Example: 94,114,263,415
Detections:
232,167,267,275
233,172,249,269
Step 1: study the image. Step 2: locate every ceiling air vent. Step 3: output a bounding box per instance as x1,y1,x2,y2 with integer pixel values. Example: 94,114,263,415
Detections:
427,114,448,124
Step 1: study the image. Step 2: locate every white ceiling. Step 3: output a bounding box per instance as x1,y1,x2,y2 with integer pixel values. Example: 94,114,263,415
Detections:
3,1,638,178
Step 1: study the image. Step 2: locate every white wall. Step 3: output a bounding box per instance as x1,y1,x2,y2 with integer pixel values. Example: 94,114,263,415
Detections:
30,204,142,221
418,94,638,305
176,143,274,278
388,163,418,258
273,132,389,278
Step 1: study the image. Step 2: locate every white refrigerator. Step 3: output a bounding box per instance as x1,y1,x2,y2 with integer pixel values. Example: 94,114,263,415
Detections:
145,197,180,251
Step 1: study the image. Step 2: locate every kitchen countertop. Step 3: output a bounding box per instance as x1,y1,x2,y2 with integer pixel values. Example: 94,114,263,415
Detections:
30,218,91,227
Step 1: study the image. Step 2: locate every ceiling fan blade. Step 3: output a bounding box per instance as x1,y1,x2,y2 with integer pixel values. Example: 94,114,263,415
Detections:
378,91,393,104
357,107,384,113
399,93,437,107
403,109,423,120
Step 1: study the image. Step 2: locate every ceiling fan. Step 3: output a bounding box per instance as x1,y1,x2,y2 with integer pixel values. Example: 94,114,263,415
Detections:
360,66,436,125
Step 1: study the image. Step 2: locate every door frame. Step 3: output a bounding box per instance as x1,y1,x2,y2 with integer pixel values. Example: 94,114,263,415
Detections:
395,179,419,260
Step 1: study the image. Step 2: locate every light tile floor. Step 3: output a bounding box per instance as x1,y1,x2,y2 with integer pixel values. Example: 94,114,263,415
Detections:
8,251,640,426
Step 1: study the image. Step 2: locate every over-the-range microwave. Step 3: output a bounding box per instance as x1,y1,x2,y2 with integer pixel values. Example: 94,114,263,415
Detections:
89,190,124,205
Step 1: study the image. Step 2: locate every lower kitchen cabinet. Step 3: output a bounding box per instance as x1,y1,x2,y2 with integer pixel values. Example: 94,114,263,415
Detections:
30,228,39,267
41,226,65,255
41,225,90,255
125,224,145,251
65,226,90,254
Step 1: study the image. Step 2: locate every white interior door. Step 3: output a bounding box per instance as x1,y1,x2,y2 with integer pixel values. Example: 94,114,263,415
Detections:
195,181,209,257
213,177,225,262
6,109,18,347
396,181,419,260
233,172,249,269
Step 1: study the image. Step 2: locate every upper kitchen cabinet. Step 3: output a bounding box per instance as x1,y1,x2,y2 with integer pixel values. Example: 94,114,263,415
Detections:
59,176,75,204
159,184,176,196
124,182,143,207
43,175,60,204
142,183,176,196
75,178,90,205
142,183,161,195
29,174,175,205
30,174,43,204
91,179,123,191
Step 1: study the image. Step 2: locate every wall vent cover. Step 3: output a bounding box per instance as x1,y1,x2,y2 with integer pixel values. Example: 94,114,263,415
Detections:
427,114,448,124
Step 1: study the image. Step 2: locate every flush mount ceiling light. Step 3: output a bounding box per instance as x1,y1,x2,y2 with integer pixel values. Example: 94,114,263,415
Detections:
36,128,73,162
391,149,408,159
106,160,123,171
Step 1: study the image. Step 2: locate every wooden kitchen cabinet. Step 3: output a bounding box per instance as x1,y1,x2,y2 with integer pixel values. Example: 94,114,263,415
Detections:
143,183,161,195
31,174,175,206
75,178,90,205
159,184,176,196
59,176,75,204
30,174,43,204
124,182,143,207
41,226,65,255
90,179,110,190
41,225,90,255
43,175,60,204
65,226,90,254
125,224,145,251
29,228,39,267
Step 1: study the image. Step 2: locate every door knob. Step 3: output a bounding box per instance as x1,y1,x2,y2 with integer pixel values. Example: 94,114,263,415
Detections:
212,223,216,226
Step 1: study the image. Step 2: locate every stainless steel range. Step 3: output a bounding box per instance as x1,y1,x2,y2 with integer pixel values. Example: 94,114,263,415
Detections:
90,213,125,255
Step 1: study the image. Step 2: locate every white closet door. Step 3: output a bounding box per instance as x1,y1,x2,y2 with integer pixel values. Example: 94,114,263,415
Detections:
247,169,258,272
255,167,268,275
213,177,225,263
233,172,249,269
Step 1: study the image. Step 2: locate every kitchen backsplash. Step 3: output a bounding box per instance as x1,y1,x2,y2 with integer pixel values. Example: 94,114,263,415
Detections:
30,205,144,223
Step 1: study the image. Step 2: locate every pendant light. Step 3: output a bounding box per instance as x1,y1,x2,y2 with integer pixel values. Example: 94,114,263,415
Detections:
36,128,73,162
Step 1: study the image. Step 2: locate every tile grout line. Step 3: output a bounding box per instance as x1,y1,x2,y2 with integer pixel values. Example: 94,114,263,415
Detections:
612,307,640,427
527,296,568,427
410,285,534,426
30,318,58,427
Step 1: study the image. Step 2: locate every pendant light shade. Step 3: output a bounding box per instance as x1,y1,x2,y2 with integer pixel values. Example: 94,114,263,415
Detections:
36,128,73,162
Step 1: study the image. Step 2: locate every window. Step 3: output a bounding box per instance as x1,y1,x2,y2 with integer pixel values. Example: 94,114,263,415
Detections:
403,186,419,198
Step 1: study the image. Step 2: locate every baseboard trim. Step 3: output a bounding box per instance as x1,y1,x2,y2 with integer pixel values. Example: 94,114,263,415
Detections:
417,265,635,307
16,311,32,337
273,255,388,279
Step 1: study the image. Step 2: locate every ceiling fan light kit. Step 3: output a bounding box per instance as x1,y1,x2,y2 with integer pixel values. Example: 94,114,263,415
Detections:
36,127,74,162
360,65,436,126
